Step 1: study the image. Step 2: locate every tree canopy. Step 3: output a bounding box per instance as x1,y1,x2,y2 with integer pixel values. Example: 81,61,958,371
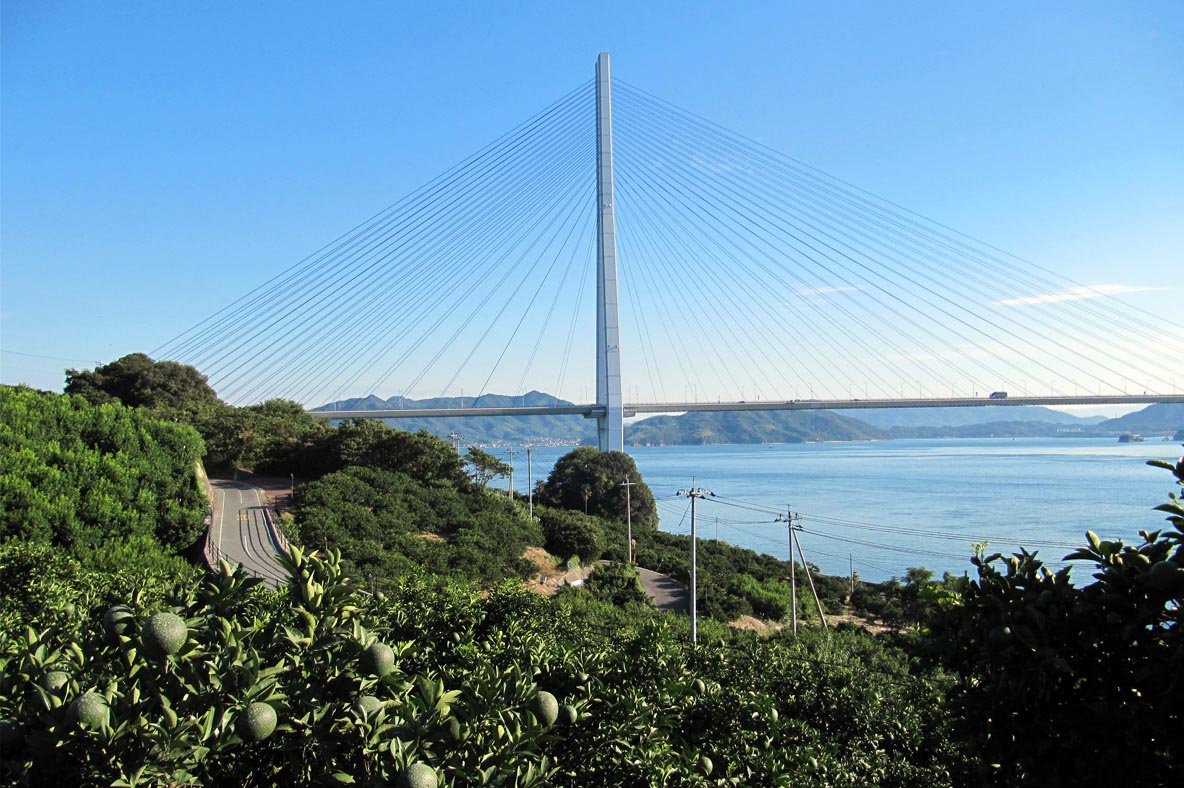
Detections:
464,447,511,488
537,447,657,530
65,353,221,419
0,386,207,555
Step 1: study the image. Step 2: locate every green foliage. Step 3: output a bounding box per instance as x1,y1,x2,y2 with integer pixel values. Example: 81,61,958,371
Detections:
0,539,197,648
937,454,1184,785
537,507,603,565
65,353,221,422
600,517,842,625
853,569,967,633
317,421,468,486
1,546,965,787
0,386,207,554
218,398,330,473
293,466,541,585
585,561,650,607
61,353,336,473
464,447,510,488
538,447,658,530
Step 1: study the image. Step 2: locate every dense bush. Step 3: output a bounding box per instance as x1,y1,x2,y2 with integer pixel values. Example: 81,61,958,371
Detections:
293,466,541,585
0,386,207,555
538,507,604,564
936,456,1184,785
0,545,967,786
584,562,650,607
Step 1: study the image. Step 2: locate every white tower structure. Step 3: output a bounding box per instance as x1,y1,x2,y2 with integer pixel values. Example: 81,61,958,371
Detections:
595,52,624,452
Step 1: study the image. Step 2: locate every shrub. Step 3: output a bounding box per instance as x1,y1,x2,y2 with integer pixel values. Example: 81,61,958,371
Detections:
938,454,1184,785
538,507,604,564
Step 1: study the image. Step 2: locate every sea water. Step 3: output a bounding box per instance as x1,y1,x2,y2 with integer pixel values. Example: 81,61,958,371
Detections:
511,438,1182,582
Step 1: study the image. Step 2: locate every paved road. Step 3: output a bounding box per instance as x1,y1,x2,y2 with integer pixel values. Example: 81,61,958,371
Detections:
638,567,688,614
209,479,289,587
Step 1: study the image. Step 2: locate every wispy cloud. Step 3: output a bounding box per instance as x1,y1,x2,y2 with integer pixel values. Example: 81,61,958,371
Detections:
995,284,1156,306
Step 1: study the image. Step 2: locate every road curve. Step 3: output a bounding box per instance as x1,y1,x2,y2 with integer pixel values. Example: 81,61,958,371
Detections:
637,567,688,614
209,479,289,587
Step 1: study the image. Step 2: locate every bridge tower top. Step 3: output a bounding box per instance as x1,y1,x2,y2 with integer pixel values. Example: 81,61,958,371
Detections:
595,52,624,452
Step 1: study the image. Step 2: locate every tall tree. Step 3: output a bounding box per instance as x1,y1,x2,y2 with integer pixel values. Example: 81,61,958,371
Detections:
65,353,222,419
464,447,511,488
538,447,657,529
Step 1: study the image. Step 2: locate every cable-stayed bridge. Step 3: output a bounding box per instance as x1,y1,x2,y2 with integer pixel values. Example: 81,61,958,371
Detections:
156,54,1184,451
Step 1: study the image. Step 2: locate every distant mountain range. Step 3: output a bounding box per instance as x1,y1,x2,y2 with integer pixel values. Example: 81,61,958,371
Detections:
624,409,886,445
1095,403,1184,434
314,392,1184,446
846,406,1104,429
312,391,595,445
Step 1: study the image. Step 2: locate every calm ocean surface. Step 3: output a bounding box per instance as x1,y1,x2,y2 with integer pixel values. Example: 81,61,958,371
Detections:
512,438,1183,582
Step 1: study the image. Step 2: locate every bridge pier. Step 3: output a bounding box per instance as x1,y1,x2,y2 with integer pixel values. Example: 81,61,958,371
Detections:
595,52,624,452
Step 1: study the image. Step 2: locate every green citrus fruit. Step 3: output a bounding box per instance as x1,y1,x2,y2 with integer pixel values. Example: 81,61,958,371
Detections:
237,701,278,742
692,678,706,695
699,755,714,775
42,670,70,694
103,604,135,638
142,612,187,657
351,695,383,717
531,690,559,727
69,692,109,729
558,704,579,725
1147,560,1184,592
574,671,590,685
988,625,1013,647
360,642,395,677
396,762,438,788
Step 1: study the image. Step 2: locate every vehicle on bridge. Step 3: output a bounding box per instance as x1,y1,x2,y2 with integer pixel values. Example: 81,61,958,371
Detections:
989,391,1008,399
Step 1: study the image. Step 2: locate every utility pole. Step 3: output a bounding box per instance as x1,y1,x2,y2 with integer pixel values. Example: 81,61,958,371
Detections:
776,510,802,637
449,431,461,455
778,509,828,631
526,446,534,520
677,479,715,644
506,447,515,500
620,475,636,563
849,553,855,599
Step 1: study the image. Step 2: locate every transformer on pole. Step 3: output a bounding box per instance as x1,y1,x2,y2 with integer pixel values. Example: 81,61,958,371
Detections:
595,52,624,452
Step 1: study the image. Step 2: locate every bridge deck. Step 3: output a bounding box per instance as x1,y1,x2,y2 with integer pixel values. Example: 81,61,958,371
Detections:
307,394,1184,420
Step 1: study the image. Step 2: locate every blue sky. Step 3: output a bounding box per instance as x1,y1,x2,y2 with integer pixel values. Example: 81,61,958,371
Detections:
2,0,1181,407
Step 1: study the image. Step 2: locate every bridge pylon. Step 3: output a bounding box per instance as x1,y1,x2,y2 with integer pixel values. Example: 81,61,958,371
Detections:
595,52,624,452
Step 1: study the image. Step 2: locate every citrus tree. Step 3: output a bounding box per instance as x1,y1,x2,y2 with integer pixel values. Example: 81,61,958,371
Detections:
940,455,1184,786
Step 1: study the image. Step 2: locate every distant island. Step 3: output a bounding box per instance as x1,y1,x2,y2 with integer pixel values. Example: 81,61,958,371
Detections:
624,409,886,445
315,393,1184,447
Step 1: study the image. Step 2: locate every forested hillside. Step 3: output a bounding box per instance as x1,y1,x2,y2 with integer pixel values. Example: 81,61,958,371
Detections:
625,409,885,445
